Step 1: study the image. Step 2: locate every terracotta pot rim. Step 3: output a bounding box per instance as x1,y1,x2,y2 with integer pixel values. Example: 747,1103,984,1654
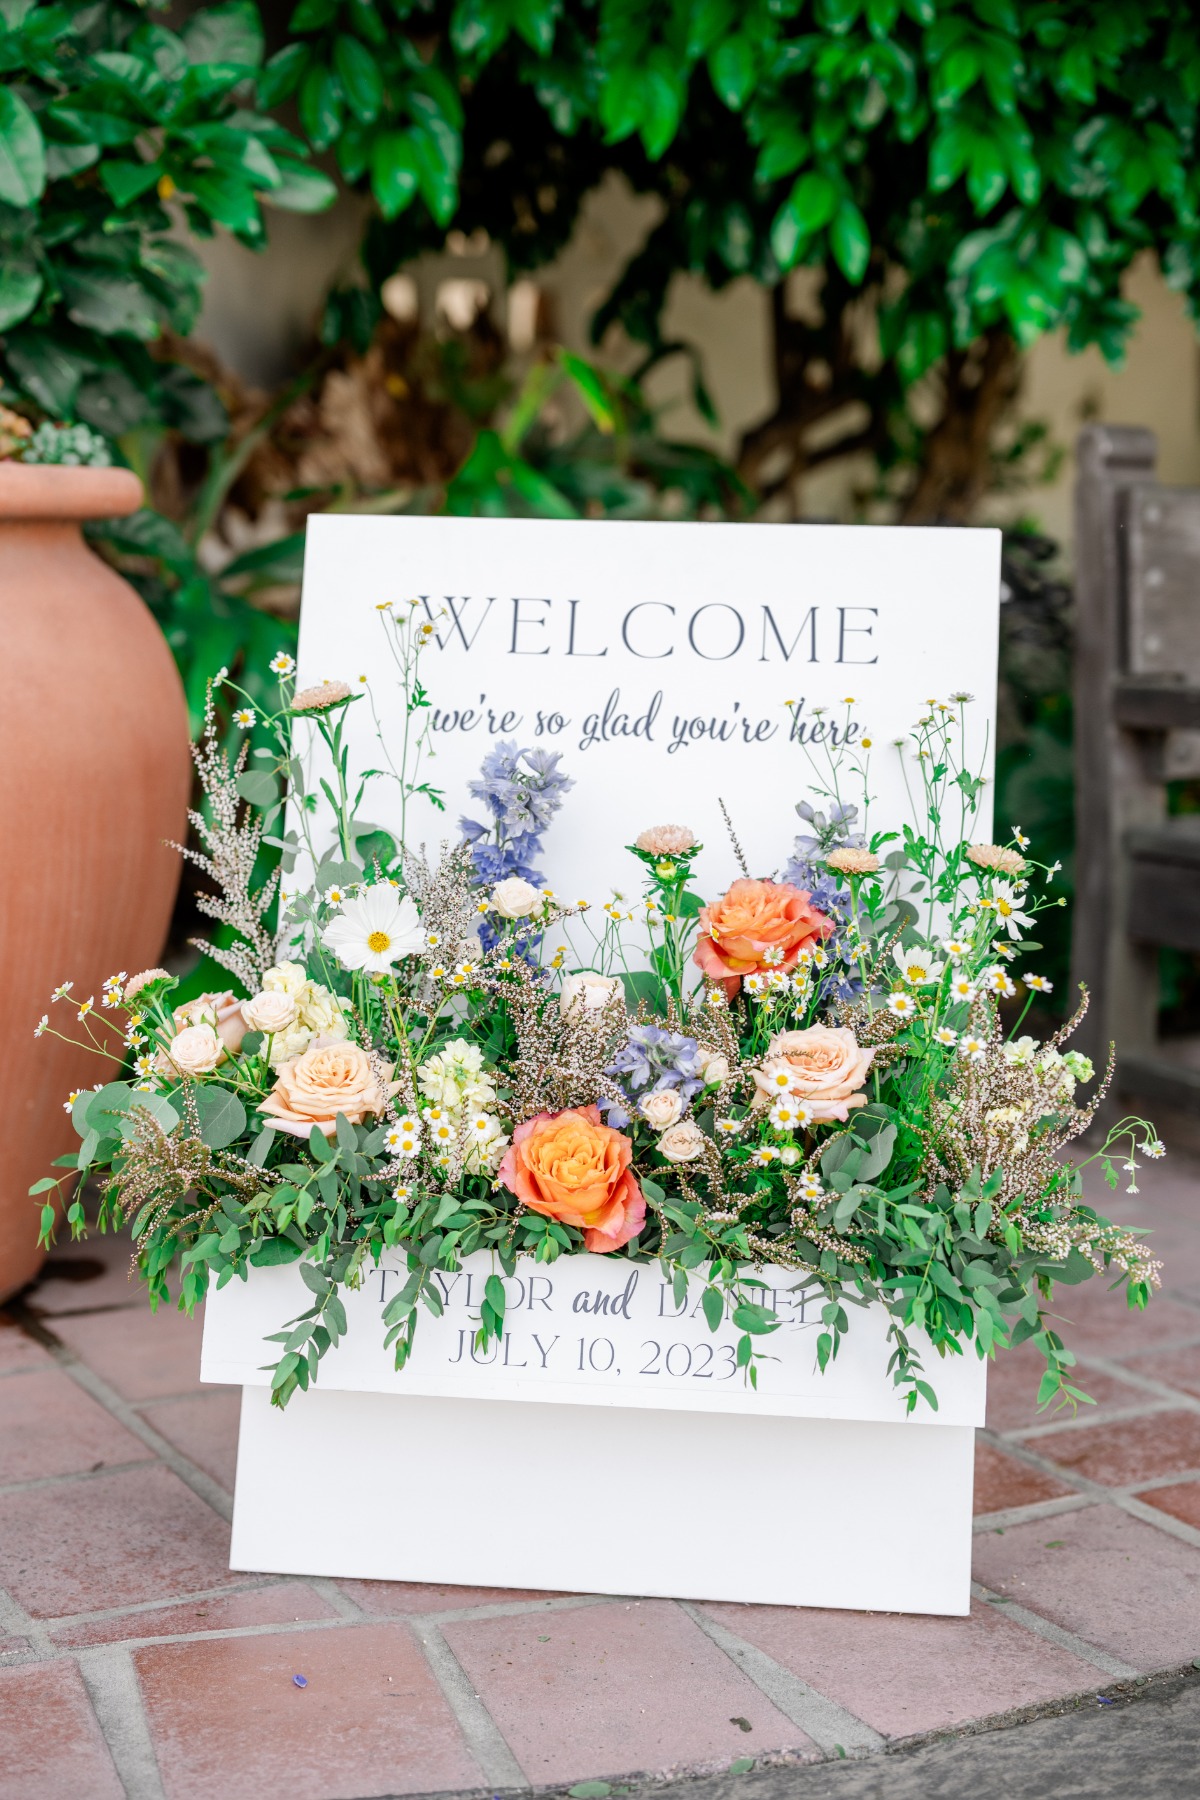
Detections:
0,461,144,522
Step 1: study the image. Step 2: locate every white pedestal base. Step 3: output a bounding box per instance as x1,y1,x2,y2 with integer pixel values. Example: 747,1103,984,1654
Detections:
228,1384,977,1615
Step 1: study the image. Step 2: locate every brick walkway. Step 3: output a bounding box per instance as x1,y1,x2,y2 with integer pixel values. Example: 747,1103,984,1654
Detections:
2,1157,1199,1800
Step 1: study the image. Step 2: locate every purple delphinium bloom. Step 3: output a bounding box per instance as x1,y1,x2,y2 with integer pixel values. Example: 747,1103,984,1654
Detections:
460,742,574,950
601,1024,705,1128
783,801,866,1004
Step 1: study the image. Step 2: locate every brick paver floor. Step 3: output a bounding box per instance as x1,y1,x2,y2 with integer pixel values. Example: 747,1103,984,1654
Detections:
2,1155,1199,1799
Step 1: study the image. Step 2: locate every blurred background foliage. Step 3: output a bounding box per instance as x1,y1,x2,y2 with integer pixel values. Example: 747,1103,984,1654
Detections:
5,0,1200,1001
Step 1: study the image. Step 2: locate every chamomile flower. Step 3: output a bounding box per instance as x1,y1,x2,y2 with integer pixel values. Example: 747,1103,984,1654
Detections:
51,981,73,1000
133,1078,155,1092
390,1126,421,1158
959,1035,988,1062
892,943,944,986
797,1171,824,1202
425,932,442,949
762,945,785,966
269,652,296,676
325,886,346,906
448,970,469,988
101,971,126,1006
948,974,976,1003
1012,826,1030,848
393,1184,412,1202
429,964,448,980
34,1014,48,1037
753,1145,780,1166
942,937,971,961
769,1100,803,1131
934,1026,958,1046
1023,973,1053,993
764,1065,795,1093
705,987,726,1010
780,1146,801,1166
812,948,828,970
990,881,1035,939
77,996,94,1019
716,1117,745,1135
233,708,256,729
984,965,1017,998
134,1054,155,1078
496,958,513,972
744,972,768,997
428,1117,455,1146
63,1090,80,1112
887,991,917,1019
1146,1140,1166,1159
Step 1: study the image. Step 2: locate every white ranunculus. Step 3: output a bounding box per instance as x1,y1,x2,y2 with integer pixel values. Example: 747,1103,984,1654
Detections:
165,1024,223,1076
658,1121,707,1163
490,876,540,919
241,990,297,1035
559,971,624,1018
321,885,424,973
640,1088,684,1130
262,961,308,998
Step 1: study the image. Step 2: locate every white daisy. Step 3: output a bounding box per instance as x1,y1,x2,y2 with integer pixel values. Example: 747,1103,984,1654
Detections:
769,1101,801,1131
34,1014,48,1037
326,886,345,905
797,1172,824,1201
892,943,944,986
1145,1140,1166,1159
321,884,424,973
887,992,917,1018
134,1054,155,1077
1012,826,1030,848
959,1036,988,1063
990,881,1035,939
744,973,767,997
761,944,785,966
1023,973,1053,993
765,1066,794,1092
753,1145,779,1166
393,1183,412,1201
716,1117,744,1135
705,988,726,1009
77,996,94,1019
233,708,256,729
269,652,296,675
934,1026,958,1046
948,974,976,1003
942,937,970,960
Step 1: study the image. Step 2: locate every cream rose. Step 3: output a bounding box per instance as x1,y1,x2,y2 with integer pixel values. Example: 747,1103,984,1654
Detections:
695,1047,730,1087
240,990,297,1035
491,876,540,919
173,990,246,1055
165,1024,223,1077
559,971,624,1018
640,1088,684,1130
259,1039,396,1139
658,1121,707,1163
752,1025,875,1123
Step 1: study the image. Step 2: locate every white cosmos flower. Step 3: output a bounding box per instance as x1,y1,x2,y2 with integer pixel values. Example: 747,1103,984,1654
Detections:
990,881,1035,939
321,884,424,973
892,943,944,986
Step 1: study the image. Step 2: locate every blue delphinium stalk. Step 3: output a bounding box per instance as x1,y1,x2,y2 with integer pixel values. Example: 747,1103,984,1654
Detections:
783,801,865,1002
602,1024,705,1129
460,742,573,948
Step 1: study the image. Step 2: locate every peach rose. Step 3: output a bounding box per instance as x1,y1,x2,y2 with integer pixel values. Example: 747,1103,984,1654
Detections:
259,1039,396,1138
693,879,832,996
497,1104,645,1254
752,1025,874,1123
173,990,247,1056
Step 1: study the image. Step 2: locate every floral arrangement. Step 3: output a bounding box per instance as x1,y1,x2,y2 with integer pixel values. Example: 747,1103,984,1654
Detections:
35,613,1163,1414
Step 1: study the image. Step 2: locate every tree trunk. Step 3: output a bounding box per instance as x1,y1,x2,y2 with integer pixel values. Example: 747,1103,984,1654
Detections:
899,329,1022,524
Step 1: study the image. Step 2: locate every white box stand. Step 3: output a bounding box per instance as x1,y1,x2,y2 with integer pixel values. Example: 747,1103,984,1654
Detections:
201,1253,986,1616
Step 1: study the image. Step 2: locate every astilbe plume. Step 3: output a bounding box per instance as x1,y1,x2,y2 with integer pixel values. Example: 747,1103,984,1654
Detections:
176,687,279,991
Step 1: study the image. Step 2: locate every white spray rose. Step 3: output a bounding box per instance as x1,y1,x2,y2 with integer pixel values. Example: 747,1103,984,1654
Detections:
658,1121,707,1163
640,1088,684,1130
559,971,624,1017
165,1024,223,1076
241,990,297,1035
490,877,541,919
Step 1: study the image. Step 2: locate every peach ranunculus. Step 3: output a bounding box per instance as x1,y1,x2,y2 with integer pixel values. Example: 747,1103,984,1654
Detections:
497,1105,645,1254
693,879,833,996
172,990,247,1056
259,1039,397,1138
752,1025,875,1123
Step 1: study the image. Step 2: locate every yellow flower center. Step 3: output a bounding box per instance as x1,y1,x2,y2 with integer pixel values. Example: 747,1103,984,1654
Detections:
367,930,392,953
906,963,925,981
996,899,1012,916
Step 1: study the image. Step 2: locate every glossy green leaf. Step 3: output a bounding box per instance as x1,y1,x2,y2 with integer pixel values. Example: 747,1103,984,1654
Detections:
334,34,383,124
370,130,419,219
0,87,45,208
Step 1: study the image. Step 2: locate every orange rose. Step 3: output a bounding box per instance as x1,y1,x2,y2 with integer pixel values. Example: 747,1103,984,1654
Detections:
259,1039,396,1138
752,1025,874,1122
497,1105,646,1254
693,878,833,996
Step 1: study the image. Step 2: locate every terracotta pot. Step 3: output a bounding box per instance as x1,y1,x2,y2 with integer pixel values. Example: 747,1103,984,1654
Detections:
0,464,190,1300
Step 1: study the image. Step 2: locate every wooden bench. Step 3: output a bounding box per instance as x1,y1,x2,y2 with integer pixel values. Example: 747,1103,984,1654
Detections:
1072,423,1200,1114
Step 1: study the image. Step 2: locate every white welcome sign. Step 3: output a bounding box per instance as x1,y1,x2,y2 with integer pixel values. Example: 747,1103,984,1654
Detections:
296,517,1000,898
